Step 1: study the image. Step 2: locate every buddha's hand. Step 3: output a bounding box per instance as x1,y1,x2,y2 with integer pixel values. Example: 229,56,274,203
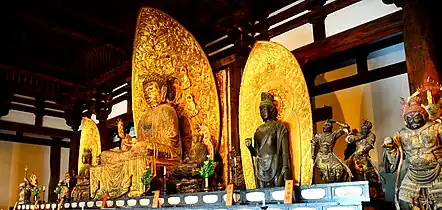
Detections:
245,138,252,147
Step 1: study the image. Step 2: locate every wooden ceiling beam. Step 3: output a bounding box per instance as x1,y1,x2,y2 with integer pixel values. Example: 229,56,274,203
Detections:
0,133,69,148
1,64,85,89
293,10,403,64
0,120,71,138
313,61,406,96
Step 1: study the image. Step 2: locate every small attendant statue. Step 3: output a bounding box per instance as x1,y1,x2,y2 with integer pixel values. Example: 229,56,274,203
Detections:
71,148,92,200
345,120,384,199
312,119,352,183
117,119,135,152
245,92,290,188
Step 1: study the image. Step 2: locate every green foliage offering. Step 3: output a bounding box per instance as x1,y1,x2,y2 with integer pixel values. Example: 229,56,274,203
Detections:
141,167,153,185
54,181,64,195
199,159,215,178
32,186,41,198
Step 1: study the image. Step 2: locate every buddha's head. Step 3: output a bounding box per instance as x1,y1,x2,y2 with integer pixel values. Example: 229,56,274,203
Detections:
361,120,372,135
142,73,167,108
259,92,277,122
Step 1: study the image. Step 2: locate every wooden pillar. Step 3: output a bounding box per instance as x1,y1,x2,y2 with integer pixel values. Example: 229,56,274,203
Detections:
0,72,13,117
68,127,81,174
95,92,112,151
308,0,327,41
228,56,247,152
384,0,441,92
48,139,61,202
64,99,83,174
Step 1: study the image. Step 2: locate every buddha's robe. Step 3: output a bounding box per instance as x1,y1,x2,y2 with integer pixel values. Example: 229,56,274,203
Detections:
136,103,182,160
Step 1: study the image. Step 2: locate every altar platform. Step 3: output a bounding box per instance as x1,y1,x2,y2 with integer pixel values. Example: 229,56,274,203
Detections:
17,181,370,210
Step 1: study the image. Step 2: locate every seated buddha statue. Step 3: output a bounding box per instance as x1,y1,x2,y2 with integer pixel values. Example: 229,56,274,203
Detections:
99,72,181,163
72,148,92,201
133,73,182,160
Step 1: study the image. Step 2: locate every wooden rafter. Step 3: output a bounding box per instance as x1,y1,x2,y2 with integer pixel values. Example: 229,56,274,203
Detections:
0,120,71,138
294,10,403,64
0,133,69,148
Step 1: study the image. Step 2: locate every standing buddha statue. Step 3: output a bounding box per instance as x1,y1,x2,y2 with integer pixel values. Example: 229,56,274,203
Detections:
383,81,442,210
312,119,352,183
345,120,384,199
245,92,290,188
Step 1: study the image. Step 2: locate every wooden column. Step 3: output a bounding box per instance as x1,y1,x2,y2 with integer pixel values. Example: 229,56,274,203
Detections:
384,0,441,92
95,92,112,151
68,126,81,174
64,99,83,174
228,56,247,152
48,139,61,202
308,0,327,41
0,72,13,117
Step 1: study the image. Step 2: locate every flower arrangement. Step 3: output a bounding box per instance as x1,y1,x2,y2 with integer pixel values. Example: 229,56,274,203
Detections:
31,185,42,199
199,156,215,190
141,167,152,185
54,181,64,195
199,157,215,178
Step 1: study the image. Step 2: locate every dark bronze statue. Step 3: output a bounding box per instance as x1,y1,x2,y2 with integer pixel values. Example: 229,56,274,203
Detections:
312,119,352,183
245,92,290,188
383,93,442,210
345,120,384,199
71,148,92,200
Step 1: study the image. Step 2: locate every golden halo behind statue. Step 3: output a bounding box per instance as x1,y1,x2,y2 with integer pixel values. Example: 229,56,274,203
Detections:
131,7,220,156
239,41,313,189
78,117,101,171
255,81,294,122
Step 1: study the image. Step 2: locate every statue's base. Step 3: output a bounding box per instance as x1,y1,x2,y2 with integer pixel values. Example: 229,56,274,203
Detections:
17,181,370,210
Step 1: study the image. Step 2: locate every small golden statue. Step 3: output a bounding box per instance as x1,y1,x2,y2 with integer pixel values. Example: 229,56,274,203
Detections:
117,119,135,152
245,92,291,188
345,120,384,199
72,148,92,201
383,79,442,210
18,166,33,205
135,72,182,159
311,119,352,183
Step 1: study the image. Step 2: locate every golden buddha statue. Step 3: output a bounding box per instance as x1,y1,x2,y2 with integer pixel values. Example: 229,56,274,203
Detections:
72,148,92,200
117,119,135,152
134,73,182,159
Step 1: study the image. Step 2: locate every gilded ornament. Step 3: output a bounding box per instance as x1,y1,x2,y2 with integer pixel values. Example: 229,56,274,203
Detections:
131,7,220,158
239,41,313,188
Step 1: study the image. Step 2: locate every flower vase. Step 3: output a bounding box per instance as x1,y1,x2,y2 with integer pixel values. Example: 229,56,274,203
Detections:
203,177,210,192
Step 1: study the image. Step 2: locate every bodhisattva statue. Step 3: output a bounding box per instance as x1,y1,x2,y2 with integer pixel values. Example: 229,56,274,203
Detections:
383,96,442,210
135,73,182,159
312,119,352,183
72,148,92,201
117,119,135,152
245,92,290,188
345,120,384,199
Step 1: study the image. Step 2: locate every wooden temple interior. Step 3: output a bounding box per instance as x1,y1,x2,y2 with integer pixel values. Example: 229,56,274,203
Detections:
0,0,440,209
